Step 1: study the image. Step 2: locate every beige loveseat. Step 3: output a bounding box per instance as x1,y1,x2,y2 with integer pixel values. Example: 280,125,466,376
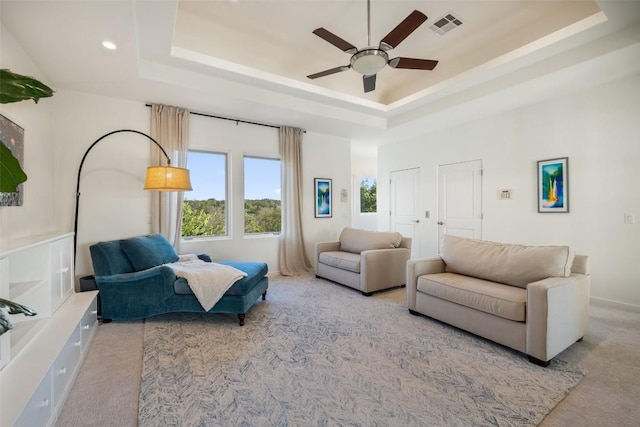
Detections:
407,235,590,366
315,227,412,296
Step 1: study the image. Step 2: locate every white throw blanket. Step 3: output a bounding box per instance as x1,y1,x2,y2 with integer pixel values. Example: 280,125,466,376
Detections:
167,254,247,311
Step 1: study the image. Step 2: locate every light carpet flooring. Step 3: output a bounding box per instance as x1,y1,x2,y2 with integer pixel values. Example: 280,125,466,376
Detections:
56,274,640,426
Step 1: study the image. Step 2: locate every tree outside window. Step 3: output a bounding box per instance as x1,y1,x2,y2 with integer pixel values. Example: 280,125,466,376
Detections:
244,156,281,234
181,151,227,237
360,177,377,213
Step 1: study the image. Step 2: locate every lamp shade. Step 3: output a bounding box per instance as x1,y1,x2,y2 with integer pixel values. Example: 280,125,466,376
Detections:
144,166,192,191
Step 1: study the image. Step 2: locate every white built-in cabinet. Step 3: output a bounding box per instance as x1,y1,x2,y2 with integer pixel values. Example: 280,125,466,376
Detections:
0,232,98,427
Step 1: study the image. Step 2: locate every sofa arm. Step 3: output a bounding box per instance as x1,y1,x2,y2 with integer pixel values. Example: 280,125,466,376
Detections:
95,265,177,319
526,274,591,362
313,241,340,274
406,258,446,310
360,247,411,292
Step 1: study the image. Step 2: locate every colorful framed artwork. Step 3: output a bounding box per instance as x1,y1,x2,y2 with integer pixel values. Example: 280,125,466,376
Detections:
0,114,26,207
314,178,332,218
537,157,569,213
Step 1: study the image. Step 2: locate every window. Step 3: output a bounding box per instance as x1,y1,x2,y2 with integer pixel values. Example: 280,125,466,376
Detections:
181,151,227,237
244,156,281,234
360,177,377,213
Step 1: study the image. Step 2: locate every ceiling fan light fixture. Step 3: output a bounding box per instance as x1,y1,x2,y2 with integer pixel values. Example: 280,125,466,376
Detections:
350,49,389,75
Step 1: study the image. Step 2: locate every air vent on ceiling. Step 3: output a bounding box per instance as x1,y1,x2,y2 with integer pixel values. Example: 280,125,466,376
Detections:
429,12,463,35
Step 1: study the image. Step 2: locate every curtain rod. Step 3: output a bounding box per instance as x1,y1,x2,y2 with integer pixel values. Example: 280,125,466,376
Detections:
145,103,305,133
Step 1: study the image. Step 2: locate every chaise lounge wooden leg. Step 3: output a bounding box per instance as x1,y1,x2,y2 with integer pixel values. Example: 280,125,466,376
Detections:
237,313,246,326
262,290,267,300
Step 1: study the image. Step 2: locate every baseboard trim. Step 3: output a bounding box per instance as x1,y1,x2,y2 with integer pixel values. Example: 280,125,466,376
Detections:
591,296,640,312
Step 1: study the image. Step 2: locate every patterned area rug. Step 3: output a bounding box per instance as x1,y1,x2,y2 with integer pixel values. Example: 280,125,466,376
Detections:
139,275,585,426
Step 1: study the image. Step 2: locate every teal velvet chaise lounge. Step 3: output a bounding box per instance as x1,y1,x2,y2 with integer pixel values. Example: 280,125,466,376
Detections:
89,234,268,325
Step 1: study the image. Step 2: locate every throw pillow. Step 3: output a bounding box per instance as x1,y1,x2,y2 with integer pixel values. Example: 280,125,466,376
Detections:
120,233,179,272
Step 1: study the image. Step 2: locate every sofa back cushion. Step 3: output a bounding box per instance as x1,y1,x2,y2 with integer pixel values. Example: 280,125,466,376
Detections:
339,227,403,254
440,235,575,288
120,233,179,272
90,240,135,276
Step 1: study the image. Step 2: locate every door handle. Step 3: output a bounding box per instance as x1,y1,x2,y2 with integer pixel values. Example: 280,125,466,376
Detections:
437,221,444,225
414,220,420,223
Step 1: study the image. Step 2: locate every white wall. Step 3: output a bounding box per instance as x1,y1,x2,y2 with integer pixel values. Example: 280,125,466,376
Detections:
301,132,352,259
0,24,56,250
378,74,640,308
52,91,152,281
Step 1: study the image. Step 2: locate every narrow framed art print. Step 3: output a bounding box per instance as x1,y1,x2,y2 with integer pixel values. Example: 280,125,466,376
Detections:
537,157,569,213
314,178,332,218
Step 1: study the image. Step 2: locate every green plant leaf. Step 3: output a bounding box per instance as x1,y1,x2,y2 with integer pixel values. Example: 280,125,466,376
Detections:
0,69,54,104
0,142,27,192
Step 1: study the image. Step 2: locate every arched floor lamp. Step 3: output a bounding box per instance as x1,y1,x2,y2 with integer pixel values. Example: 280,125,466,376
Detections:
73,129,192,264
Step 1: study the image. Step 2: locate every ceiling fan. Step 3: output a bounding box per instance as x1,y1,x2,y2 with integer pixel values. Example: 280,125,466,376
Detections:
307,0,438,93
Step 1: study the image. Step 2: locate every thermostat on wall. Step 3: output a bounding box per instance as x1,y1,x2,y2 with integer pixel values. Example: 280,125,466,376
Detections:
498,189,513,200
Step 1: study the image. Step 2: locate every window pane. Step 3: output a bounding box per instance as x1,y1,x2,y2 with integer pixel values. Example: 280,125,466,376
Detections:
360,177,377,213
244,156,281,234
182,151,227,237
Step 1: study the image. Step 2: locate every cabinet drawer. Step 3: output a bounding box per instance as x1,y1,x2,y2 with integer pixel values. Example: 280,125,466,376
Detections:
52,325,82,407
13,371,53,427
80,296,98,349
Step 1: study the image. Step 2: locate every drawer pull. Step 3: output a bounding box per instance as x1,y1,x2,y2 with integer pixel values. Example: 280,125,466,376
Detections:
60,267,69,273
82,324,90,330
58,367,67,375
42,398,50,408
74,341,81,347
91,310,98,315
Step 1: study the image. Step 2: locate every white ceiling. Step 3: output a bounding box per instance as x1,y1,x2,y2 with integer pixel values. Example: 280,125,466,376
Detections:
2,1,640,143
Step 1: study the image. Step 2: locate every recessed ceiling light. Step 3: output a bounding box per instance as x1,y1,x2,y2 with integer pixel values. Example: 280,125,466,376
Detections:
101,40,117,50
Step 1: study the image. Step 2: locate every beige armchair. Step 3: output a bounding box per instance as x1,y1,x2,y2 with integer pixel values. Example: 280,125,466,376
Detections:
314,227,412,296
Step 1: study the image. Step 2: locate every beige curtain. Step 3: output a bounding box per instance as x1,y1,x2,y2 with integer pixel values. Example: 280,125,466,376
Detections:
150,104,190,250
279,127,312,275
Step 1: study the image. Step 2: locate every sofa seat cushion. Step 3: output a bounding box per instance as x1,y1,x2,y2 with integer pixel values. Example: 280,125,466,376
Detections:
318,251,361,273
338,227,403,254
174,261,268,296
440,235,575,288
418,273,527,322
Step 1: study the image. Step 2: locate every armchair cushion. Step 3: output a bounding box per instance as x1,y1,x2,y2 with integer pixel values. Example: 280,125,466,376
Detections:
339,227,403,254
318,251,361,273
120,233,179,272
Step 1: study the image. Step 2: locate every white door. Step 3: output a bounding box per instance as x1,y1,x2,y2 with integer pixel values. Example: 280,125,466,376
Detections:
390,168,420,258
438,160,482,244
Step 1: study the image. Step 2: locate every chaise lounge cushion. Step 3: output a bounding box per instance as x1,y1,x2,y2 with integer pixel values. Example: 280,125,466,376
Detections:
120,233,179,272
338,227,403,254
440,235,575,288
173,261,269,296
90,240,135,276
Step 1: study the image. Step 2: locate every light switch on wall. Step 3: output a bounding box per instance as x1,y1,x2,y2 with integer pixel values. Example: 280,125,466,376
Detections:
341,189,347,202
624,213,636,224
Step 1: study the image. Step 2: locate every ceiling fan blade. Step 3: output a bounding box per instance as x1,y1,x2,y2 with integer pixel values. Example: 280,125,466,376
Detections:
379,10,428,51
388,57,438,70
307,65,350,80
312,28,358,54
363,74,376,93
